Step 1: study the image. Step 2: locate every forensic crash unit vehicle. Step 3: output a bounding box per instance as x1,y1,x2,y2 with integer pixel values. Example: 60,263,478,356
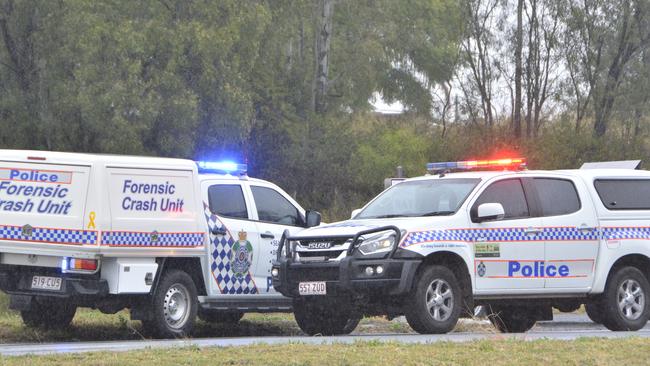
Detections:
0,150,320,337
274,158,650,334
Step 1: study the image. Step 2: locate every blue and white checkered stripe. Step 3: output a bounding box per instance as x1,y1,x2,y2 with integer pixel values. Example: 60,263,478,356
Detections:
101,231,204,247
203,203,258,295
0,225,97,245
402,227,600,247
602,227,650,240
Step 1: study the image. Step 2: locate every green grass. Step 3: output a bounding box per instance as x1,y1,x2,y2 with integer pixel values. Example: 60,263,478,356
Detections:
3,338,650,365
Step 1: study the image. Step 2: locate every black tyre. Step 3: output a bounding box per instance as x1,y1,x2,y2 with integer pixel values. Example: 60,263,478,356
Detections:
404,265,462,334
600,266,650,331
585,302,603,324
488,306,536,333
293,298,361,336
20,298,76,329
141,269,198,338
198,309,244,324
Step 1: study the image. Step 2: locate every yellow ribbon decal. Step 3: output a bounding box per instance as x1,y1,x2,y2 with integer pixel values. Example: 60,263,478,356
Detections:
88,211,96,230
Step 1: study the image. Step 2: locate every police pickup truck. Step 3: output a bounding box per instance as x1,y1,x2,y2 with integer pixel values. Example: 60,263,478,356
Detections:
0,150,319,337
273,158,650,334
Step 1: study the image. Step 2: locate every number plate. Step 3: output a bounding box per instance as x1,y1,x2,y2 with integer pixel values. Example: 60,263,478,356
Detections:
31,276,62,291
298,281,327,296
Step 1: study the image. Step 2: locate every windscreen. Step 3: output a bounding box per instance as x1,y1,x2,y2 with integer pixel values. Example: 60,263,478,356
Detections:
355,178,480,219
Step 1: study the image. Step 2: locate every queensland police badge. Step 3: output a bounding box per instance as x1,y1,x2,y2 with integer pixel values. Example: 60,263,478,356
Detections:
477,261,486,277
231,230,253,278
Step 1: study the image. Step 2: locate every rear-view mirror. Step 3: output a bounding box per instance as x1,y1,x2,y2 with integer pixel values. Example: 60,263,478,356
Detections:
351,208,361,219
476,203,505,222
305,210,322,228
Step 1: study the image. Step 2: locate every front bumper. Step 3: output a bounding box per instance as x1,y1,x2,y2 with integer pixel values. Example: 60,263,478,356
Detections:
274,256,420,298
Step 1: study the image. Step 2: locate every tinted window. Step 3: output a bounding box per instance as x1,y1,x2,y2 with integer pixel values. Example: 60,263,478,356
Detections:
474,179,529,219
594,179,650,210
534,178,581,216
251,186,302,226
208,185,248,219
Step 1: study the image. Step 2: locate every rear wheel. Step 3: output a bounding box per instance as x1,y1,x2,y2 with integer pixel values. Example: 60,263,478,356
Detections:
600,266,650,331
488,306,536,333
198,309,244,324
141,269,198,338
20,298,77,329
293,298,361,336
404,265,462,334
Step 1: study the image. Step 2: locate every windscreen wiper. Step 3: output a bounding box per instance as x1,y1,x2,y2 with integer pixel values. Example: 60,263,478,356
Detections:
420,211,455,216
364,214,409,219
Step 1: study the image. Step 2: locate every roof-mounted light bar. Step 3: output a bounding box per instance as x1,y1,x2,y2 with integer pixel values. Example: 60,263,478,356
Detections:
196,161,248,175
427,158,527,174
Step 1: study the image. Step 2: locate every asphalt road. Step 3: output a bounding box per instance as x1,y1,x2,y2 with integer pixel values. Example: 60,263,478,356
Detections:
1,313,649,356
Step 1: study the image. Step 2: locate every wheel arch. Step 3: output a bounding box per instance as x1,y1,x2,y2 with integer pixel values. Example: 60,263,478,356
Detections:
154,257,207,296
418,251,474,314
607,254,650,286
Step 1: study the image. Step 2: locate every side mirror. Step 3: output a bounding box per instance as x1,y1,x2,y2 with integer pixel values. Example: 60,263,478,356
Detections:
476,203,505,222
350,208,361,219
305,210,322,228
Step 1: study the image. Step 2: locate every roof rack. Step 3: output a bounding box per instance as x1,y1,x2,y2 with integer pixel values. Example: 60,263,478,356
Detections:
580,160,642,170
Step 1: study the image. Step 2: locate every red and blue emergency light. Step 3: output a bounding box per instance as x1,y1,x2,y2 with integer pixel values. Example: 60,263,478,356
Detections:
426,158,527,173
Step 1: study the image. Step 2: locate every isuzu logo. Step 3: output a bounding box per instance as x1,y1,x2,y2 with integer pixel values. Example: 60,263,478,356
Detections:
306,242,332,249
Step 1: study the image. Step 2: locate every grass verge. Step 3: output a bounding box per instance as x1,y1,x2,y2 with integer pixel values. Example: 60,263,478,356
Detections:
0,293,496,343
2,338,650,365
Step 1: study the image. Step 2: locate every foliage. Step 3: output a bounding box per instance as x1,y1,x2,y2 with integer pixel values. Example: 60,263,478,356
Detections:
0,0,649,221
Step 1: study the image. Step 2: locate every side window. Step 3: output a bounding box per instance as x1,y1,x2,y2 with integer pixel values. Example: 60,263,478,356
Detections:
474,179,529,220
208,184,248,219
533,178,581,216
594,179,650,210
251,186,302,226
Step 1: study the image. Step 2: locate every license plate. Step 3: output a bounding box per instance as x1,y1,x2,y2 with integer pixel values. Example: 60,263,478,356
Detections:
31,276,62,291
298,281,326,296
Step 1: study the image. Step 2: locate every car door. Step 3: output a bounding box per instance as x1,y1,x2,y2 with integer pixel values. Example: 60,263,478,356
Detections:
469,177,546,291
530,176,599,289
248,183,306,295
202,181,261,296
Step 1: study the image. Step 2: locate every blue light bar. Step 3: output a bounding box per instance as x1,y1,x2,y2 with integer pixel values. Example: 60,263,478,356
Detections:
196,161,248,175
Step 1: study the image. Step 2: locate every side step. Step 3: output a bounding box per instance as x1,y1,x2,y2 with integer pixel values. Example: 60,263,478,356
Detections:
198,297,293,313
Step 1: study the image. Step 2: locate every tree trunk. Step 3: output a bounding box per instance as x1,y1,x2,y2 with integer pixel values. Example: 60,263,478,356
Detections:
314,0,333,114
513,0,523,139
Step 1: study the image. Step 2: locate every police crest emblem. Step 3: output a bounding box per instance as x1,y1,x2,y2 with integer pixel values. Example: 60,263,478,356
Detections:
477,261,486,277
231,230,253,278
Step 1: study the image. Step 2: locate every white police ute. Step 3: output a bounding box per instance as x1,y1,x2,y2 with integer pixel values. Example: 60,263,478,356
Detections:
0,150,320,337
273,158,650,334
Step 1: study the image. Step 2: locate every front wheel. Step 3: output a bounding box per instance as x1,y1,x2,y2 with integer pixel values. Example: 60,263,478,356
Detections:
404,265,462,334
600,266,650,331
293,298,361,336
488,306,536,333
141,269,198,338
20,298,77,329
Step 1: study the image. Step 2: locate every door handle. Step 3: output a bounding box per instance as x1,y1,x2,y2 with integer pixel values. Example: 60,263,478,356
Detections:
261,232,275,239
578,224,595,232
524,227,542,235
211,227,227,236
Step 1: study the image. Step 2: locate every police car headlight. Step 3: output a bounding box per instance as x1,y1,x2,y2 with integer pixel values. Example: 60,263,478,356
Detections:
358,230,397,255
